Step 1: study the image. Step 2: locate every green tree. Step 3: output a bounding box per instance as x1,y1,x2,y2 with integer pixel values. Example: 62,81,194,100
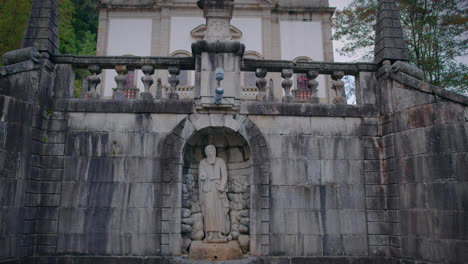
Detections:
333,0,468,94
0,0,32,59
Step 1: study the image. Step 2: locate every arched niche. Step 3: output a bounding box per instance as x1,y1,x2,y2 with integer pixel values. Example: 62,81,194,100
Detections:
159,114,271,257
181,127,251,254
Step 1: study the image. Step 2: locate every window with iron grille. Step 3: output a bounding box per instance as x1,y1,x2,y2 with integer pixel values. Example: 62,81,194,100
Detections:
125,70,136,88
296,73,310,100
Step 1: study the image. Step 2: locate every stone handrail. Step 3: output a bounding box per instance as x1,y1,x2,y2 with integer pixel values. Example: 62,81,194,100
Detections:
52,55,194,70
53,55,195,99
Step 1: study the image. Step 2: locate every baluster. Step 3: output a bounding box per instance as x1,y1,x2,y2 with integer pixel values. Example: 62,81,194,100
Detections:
268,78,275,102
155,78,163,100
168,67,180,100
85,65,101,98
141,65,154,100
281,69,293,103
307,70,319,103
113,65,127,99
331,71,346,104
255,68,267,101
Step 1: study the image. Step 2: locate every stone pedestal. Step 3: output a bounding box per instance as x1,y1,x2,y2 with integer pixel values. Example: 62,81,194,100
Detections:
189,241,242,261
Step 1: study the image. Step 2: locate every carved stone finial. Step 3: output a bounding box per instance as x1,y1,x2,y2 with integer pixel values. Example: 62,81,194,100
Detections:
198,0,235,41
141,65,154,100
281,69,294,103
85,65,101,99
168,67,180,100
307,71,319,103
331,71,346,104
22,0,58,55
374,0,409,65
255,68,267,102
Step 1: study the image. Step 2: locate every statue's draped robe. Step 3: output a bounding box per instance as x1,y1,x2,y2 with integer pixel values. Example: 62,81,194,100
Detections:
198,157,230,234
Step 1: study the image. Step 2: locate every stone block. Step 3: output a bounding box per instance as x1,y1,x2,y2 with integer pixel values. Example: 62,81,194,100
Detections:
368,235,388,246
36,220,58,234
189,241,242,261
303,235,322,256
340,210,366,235
367,222,388,235
129,234,161,255
320,137,363,160
270,234,301,256
323,234,344,256
343,235,368,256
401,154,453,182
369,245,388,256
365,147,380,160
426,182,466,211
366,197,386,210
454,152,468,182
321,160,364,185
365,185,386,197
399,183,426,209
270,158,308,186
298,210,322,235
367,210,386,222
337,184,365,209
322,210,341,235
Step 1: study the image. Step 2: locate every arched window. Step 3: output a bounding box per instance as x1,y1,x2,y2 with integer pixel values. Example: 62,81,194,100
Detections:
170,50,193,87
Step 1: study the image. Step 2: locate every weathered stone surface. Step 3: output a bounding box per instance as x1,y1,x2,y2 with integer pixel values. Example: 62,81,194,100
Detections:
189,241,242,261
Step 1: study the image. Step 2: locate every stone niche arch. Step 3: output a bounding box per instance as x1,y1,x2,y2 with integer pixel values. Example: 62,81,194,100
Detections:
159,114,271,257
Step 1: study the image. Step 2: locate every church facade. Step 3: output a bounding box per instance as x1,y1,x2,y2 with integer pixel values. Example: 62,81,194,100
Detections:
96,0,335,101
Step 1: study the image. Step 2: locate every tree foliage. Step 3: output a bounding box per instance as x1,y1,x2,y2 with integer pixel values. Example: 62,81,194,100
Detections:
333,0,468,93
0,0,32,59
0,0,99,57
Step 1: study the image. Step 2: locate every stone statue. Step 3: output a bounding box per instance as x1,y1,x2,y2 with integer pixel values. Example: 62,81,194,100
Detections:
198,145,230,243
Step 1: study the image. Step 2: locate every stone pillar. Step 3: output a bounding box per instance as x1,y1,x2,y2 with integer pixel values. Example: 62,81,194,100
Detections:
374,0,409,65
22,0,59,55
193,0,244,108
198,0,235,41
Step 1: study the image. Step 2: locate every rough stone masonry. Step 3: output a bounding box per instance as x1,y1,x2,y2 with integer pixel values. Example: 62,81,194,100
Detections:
0,0,467,263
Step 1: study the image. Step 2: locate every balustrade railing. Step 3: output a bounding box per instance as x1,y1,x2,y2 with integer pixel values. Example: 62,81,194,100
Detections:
53,55,377,104
53,55,195,100
241,59,378,104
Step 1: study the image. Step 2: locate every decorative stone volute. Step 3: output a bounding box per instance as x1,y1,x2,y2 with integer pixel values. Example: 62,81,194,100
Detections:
197,0,235,41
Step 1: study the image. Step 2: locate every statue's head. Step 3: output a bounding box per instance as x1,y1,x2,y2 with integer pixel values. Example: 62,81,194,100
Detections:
205,145,216,161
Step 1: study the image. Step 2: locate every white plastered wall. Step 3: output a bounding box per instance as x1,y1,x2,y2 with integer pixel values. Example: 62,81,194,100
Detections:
280,21,327,98
231,18,262,54
103,18,153,97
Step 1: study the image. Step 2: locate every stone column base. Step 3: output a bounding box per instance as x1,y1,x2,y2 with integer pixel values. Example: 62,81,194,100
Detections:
189,241,242,261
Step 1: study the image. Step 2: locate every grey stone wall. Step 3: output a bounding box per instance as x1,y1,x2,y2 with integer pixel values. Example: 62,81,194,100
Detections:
0,59,56,262
57,112,186,256
380,79,468,263
250,115,368,256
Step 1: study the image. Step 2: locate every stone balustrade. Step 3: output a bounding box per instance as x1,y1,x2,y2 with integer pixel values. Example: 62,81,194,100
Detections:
241,58,378,104
53,55,195,100
53,54,378,104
